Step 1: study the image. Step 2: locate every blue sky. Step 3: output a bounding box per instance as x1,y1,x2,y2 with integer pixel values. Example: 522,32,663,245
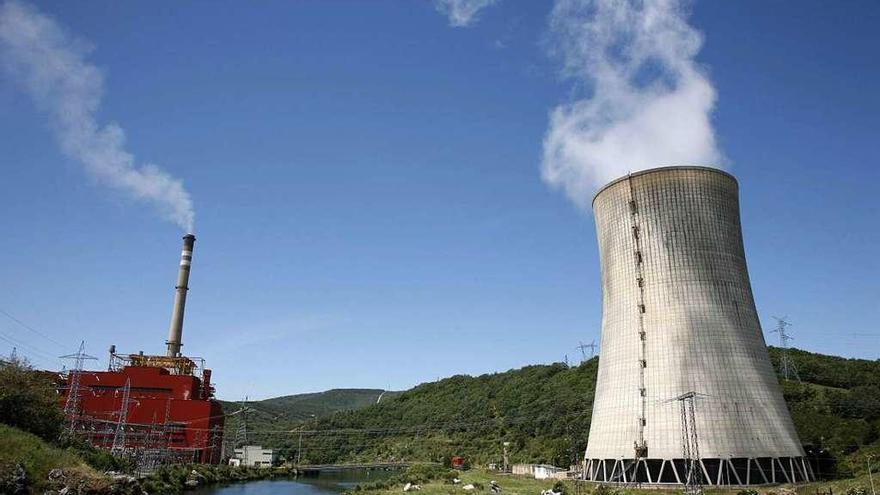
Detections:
0,1,877,400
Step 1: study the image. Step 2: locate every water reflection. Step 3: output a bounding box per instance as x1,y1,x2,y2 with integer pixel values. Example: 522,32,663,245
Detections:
192,468,396,495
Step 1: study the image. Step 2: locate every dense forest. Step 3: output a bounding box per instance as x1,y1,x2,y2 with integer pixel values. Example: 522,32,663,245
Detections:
241,347,879,478
220,388,396,442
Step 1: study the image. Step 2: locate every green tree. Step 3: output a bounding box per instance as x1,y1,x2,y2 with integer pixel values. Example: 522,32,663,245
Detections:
0,358,64,441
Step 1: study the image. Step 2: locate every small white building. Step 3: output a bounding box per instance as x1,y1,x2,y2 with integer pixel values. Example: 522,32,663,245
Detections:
534,465,567,480
512,464,567,480
230,445,277,467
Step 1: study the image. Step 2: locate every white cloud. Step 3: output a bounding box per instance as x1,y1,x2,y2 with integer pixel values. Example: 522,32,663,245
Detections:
541,0,723,208
0,1,195,231
434,0,500,28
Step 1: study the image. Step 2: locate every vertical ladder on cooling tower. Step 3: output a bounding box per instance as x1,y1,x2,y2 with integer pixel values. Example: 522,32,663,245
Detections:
627,175,649,481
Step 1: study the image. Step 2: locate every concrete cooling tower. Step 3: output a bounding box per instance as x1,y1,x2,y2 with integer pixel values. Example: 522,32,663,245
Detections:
584,166,812,486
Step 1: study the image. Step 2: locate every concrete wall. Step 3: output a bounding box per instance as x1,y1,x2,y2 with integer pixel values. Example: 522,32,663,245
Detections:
233,445,276,467
586,167,804,461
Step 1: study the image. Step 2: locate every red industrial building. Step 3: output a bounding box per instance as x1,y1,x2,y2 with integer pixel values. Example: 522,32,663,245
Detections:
59,234,226,464
60,353,225,463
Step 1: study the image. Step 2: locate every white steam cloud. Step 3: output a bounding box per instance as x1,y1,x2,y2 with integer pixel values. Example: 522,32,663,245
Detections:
0,1,194,231
541,0,723,208
434,0,500,27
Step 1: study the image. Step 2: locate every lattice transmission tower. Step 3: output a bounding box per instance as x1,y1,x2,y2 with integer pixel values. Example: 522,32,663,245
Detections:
576,340,598,362
772,316,801,382
209,425,222,464
111,378,133,456
233,397,251,464
676,392,705,495
59,341,97,435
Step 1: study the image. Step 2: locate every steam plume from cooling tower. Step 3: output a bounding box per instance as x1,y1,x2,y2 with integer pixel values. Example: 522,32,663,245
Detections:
541,0,723,209
0,1,194,231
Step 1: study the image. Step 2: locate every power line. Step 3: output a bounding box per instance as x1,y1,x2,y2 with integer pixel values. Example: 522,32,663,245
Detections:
84,405,595,436
0,328,55,361
0,307,68,348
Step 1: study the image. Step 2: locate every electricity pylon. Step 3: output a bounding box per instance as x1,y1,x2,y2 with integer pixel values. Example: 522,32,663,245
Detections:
674,392,705,495
59,341,97,435
111,379,132,456
772,316,801,382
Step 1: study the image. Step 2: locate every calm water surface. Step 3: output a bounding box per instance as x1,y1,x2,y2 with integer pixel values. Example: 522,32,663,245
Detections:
191,469,394,495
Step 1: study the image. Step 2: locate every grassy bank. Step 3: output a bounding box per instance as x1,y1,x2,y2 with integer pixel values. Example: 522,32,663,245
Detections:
349,466,879,495
0,424,99,493
141,464,299,494
0,423,296,495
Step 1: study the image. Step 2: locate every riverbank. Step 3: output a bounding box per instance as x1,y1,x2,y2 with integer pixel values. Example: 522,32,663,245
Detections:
140,464,299,494
347,467,878,495
0,424,298,495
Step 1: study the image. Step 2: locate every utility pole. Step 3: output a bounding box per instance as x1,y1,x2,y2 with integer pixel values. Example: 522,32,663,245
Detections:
868,454,876,495
60,341,97,436
296,414,317,465
111,379,132,456
502,441,510,473
772,316,801,382
674,392,704,495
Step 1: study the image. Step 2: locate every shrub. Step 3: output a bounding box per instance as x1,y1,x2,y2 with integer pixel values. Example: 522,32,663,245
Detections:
552,480,568,495
57,435,132,473
593,484,617,495
442,469,461,483
0,358,64,441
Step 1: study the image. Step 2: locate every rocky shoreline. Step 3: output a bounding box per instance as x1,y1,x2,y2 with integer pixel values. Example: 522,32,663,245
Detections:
0,462,299,495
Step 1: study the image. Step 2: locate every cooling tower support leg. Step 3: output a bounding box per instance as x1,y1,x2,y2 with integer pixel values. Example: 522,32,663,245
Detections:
583,455,814,486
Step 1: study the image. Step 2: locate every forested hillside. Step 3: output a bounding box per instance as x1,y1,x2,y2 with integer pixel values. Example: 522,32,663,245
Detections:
246,348,878,478
221,389,396,441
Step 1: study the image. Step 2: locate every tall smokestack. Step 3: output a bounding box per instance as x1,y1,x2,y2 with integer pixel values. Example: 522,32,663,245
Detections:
166,233,195,357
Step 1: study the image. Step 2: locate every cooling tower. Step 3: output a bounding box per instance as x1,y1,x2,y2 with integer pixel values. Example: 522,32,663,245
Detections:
584,166,812,486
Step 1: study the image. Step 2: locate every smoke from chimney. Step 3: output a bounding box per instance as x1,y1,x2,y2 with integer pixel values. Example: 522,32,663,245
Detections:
0,1,195,231
541,0,724,208
166,234,195,357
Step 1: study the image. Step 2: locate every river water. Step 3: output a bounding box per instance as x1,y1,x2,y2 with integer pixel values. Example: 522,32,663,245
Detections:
191,469,393,495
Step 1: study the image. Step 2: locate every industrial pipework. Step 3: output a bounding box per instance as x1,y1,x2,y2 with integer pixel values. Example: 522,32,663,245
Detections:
166,233,195,357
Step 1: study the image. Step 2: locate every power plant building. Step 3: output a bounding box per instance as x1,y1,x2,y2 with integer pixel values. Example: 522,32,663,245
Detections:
59,234,225,463
584,167,812,486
